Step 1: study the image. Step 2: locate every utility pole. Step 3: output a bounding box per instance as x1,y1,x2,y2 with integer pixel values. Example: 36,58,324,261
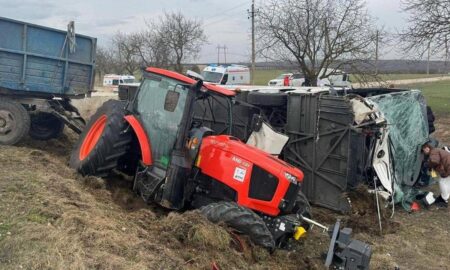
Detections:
427,42,431,75
248,0,256,84
375,30,379,75
445,37,448,73
217,45,221,65
224,45,227,64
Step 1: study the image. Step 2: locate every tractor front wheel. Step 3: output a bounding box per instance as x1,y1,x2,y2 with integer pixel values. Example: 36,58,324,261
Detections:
200,201,275,250
69,100,131,177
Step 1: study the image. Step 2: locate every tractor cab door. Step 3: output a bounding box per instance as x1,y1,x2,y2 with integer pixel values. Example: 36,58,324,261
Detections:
134,74,193,208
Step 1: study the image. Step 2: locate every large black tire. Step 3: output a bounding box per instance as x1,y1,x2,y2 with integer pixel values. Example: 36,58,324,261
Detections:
29,112,65,140
0,99,30,145
69,100,131,177
247,91,287,107
200,201,275,249
292,191,312,229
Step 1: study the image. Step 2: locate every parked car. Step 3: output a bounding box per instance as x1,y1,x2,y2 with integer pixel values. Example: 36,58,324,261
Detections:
268,69,351,87
268,73,305,86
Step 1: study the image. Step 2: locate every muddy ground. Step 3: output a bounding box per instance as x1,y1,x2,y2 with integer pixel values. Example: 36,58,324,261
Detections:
0,97,449,270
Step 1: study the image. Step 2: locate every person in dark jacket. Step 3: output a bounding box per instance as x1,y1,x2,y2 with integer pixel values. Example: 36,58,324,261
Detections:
423,143,450,207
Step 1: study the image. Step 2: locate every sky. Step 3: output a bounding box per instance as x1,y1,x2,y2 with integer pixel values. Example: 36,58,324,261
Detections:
0,0,411,63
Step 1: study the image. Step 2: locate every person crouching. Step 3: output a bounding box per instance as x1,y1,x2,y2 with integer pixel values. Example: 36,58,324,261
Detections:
422,143,450,208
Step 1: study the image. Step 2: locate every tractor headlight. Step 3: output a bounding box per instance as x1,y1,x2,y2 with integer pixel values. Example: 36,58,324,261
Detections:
188,137,200,150
284,172,298,184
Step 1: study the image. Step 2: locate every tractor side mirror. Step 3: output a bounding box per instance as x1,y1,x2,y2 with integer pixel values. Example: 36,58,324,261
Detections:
164,90,180,112
191,79,204,92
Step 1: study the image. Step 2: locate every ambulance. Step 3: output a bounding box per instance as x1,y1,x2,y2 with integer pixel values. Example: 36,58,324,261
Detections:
201,64,250,85
103,74,136,89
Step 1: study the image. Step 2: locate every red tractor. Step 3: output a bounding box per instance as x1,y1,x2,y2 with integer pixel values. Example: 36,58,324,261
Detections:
70,68,371,268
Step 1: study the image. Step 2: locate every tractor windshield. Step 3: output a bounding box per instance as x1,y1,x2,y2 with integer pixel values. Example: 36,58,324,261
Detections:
135,74,189,168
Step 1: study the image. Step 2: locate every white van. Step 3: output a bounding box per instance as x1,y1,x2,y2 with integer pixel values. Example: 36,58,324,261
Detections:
201,65,250,85
323,69,351,87
267,69,351,87
103,74,136,87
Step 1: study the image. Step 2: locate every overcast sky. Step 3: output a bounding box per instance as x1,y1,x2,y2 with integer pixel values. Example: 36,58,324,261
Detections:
0,0,410,63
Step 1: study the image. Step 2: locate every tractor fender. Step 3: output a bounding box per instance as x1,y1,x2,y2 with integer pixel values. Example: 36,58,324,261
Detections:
124,115,153,166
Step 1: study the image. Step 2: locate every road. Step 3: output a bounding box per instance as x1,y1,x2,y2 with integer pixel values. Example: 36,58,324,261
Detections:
352,75,450,88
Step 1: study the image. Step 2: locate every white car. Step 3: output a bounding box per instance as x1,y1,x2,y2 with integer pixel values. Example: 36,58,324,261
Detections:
268,69,351,87
268,73,305,86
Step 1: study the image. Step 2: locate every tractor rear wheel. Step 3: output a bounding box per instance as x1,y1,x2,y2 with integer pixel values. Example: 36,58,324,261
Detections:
29,112,65,140
0,99,30,145
200,201,275,249
69,100,131,177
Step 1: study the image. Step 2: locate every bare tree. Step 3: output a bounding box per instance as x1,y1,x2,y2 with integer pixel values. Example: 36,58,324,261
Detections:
401,0,450,57
95,47,122,78
130,31,173,68
257,0,378,85
153,12,207,73
112,32,141,75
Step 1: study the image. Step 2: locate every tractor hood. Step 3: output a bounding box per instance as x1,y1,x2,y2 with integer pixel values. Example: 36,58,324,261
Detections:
196,135,304,216
200,135,303,181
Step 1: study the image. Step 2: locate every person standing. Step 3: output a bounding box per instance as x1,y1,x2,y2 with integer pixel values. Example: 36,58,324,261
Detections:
423,143,450,208
283,74,290,86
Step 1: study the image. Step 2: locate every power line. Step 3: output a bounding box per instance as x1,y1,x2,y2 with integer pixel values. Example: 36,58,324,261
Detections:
216,45,229,64
203,1,249,22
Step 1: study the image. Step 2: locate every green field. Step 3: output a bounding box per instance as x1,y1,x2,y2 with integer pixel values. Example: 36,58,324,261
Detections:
405,80,450,116
253,69,448,85
253,69,290,85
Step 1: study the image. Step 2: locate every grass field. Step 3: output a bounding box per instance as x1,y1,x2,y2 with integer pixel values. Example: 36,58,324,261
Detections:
405,80,450,116
253,69,449,85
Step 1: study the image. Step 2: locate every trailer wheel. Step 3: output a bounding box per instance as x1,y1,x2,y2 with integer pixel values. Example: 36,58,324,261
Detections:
200,201,275,249
0,99,30,145
247,92,287,107
29,112,65,140
69,100,131,177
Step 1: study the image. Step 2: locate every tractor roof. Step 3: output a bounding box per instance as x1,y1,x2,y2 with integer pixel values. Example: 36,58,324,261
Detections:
146,67,236,97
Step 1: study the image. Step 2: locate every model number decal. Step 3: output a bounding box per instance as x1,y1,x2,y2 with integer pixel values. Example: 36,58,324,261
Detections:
232,156,250,168
233,167,247,182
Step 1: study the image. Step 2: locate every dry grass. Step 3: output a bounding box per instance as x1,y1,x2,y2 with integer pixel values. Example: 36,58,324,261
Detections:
0,137,322,270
